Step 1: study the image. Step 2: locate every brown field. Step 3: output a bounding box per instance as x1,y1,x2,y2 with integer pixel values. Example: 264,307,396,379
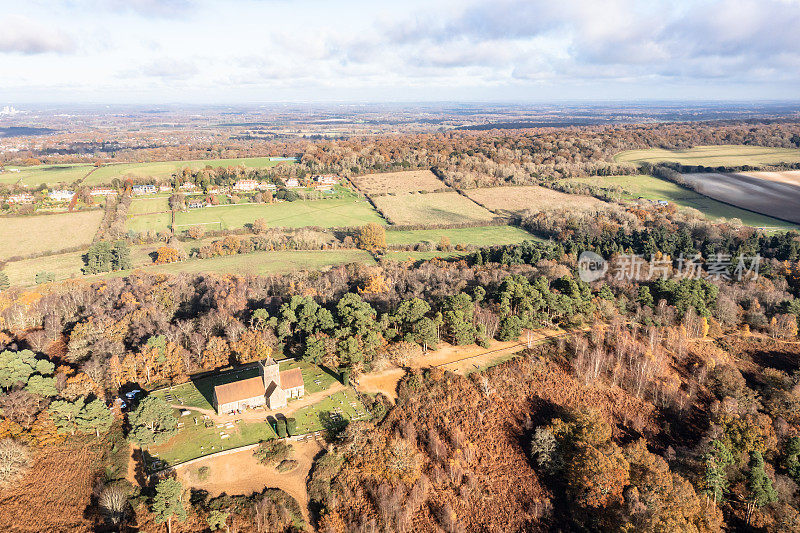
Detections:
371,191,496,225
465,185,609,215
681,171,800,224
0,444,98,532
0,210,104,261
177,439,323,523
351,169,447,195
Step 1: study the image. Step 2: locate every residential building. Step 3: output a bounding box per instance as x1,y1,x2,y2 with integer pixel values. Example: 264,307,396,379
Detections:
257,182,277,191
186,199,206,209
233,179,259,192
179,182,198,192
285,178,300,188
314,174,338,185
6,193,34,204
48,190,74,202
132,184,156,195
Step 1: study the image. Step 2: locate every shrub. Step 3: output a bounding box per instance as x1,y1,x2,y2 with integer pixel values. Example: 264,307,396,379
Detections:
254,440,293,465
196,466,210,481
277,418,287,438
276,459,298,473
286,418,297,436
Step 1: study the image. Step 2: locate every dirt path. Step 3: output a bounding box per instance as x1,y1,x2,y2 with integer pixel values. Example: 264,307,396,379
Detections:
168,382,345,423
176,439,323,528
356,328,568,400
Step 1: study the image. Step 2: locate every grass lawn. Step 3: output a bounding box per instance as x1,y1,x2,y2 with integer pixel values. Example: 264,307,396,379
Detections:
140,249,376,277
291,389,370,434
382,250,470,262
125,212,172,233
171,197,384,231
386,225,537,246
127,197,169,215
613,145,800,166
0,164,94,186
566,174,799,230
0,210,103,261
144,409,278,467
1,251,87,286
84,157,292,185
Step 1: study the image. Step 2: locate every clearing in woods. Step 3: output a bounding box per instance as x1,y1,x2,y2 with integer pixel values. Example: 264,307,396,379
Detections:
613,145,800,166
0,210,104,261
465,184,608,215
371,191,496,225
351,169,447,194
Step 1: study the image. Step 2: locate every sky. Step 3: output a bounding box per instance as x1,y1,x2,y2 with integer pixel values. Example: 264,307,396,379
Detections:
0,0,799,104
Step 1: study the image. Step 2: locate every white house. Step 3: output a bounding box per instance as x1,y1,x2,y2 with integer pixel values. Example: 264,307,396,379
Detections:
285,178,300,188
314,174,338,185
132,184,156,195
257,182,277,191
6,193,34,204
233,179,259,192
48,190,75,202
179,182,198,192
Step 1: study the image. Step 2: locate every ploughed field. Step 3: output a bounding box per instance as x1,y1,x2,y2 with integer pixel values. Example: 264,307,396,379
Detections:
351,169,448,194
466,184,608,215
681,171,800,224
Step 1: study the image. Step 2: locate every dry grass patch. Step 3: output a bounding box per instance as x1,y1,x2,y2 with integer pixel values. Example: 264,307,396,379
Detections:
466,185,609,215
352,170,447,195
0,210,104,261
372,191,496,225
0,444,98,532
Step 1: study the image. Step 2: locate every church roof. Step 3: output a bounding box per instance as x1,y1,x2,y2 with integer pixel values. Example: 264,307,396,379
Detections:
213,376,264,406
279,368,304,389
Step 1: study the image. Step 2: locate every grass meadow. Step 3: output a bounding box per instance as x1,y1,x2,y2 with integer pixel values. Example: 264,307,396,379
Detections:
0,210,103,261
372,191,496,225
1,157,293,187
352,170,447,194
170,198,384,232
613,145,800,166
386,225,537,246
465,185,608,215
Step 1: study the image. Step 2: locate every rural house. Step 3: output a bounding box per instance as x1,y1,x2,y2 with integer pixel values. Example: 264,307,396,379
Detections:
132,184,156,195
7,193,35,203
212,359,305,414
48,190,74,201
233,179,258,192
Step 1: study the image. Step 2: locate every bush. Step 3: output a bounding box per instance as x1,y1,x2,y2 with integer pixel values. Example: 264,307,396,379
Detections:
35,271,55,284
254,440,293,465
286,418,297,437
276,459,298,473
276,418,287,438
196,466,210,481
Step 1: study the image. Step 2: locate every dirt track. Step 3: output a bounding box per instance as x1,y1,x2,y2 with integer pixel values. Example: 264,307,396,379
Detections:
682,171,800,224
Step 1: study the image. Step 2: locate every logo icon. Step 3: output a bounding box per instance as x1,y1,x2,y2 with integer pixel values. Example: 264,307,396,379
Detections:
578,251,607,282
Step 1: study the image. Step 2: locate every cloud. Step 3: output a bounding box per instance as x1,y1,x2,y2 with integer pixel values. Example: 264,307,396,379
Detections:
134,58,200,80
0,15,75,54
103,0,197,18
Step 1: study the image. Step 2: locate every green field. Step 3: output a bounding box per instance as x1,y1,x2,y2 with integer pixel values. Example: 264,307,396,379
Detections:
139,249,377,277
170,197,384,232
0,210,104,261
0,164,93,186
291,389,370,434
145,409,278,467
1,157,293,187
84,157,292,185
567,174,800,230
386,225,537,246
614,145,800,166
127,197,169,215
150,361,339,412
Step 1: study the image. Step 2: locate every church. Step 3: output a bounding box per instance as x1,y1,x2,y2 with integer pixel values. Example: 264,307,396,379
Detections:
211,359,305,415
